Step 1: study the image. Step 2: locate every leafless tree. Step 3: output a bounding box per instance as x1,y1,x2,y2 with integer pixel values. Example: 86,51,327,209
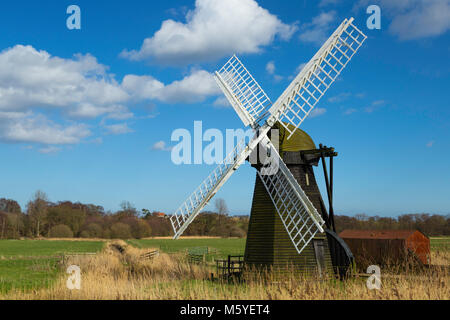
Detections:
27,190,49,237
215,198,229,216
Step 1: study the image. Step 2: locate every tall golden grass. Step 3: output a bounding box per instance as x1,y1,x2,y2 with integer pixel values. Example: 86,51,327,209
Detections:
3,241,449,300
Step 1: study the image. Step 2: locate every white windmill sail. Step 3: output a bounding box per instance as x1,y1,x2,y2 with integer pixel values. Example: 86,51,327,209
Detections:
266,18,367,139
215,55,272,128
257,136,325,254
170,132,263,239
171,17,367,252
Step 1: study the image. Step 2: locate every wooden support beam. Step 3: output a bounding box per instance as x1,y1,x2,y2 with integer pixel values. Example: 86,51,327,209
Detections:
319,144,335,232
329,155,336,232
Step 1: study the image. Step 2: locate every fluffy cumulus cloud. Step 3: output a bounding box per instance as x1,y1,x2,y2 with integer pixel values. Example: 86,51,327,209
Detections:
122,70,221,104
0,45,224,148
121,0,297,65
299,11,337,45
357,0,450,40
0,45,130,146
104,123,134,135
0,45,130,118
0,112,91,145
213,96,231,108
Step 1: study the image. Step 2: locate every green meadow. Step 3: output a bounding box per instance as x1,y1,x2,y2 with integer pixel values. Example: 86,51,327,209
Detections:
0,240,104,258
0,237,448,295
0,240,104,293
127,238,246,260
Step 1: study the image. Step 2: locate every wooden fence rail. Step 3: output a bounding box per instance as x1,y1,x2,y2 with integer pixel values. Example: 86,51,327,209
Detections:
140,250,160,261
216,255,245,279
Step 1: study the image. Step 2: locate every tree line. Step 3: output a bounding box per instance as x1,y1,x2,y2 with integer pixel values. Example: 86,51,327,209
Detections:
0,192,448,239
334,213,450,236
0,193,249,239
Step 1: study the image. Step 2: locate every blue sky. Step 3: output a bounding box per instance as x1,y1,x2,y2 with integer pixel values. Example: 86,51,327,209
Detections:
0,0,449,216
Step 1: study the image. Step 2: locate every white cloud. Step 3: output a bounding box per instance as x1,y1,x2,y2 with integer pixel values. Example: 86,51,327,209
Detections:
0,45,227,148
0,45,135,146
121,0,297,65
265,61,284,82
104,123,134,135
365,100,386,113
344,108,358,115
273,75,284,82
310,108,327,118
266,61,276,75
38,146,61,154
213,96,231,108
122,70,221,104
328,92,351,103
0,45,130,119
357,0,450,40
299,11,337,45
0,112,91,145
152,141,173,152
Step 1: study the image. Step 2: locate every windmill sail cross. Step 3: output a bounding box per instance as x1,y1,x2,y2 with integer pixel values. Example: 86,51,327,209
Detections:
170,17,367,247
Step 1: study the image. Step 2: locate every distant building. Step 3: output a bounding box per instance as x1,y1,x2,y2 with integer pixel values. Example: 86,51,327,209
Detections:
152,212,166,218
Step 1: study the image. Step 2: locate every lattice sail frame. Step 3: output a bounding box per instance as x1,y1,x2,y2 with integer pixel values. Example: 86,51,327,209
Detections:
215,55,272,128
257,137,325,254
170,131,264,239
267,18,367,138
170,18,367,250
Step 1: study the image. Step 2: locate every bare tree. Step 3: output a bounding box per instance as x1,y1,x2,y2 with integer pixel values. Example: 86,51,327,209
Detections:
119,201,138,217
215,198,229,216
27,190,49,237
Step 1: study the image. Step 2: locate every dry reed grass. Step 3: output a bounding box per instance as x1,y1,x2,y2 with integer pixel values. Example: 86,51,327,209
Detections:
3,241,448,300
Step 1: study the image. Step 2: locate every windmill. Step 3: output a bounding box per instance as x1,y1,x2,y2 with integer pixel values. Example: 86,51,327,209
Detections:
170,18,367,275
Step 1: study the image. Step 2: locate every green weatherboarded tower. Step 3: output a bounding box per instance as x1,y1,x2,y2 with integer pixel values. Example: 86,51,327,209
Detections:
244,124,334,275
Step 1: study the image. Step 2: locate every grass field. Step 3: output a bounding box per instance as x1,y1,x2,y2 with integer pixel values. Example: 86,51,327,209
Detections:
0,237,448,299
431,237,450,251
127,238,246,260
0,240,104,293
0,240,104,258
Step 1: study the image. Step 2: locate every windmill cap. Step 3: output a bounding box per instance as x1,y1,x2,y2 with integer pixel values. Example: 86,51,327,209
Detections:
273,121,317,152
